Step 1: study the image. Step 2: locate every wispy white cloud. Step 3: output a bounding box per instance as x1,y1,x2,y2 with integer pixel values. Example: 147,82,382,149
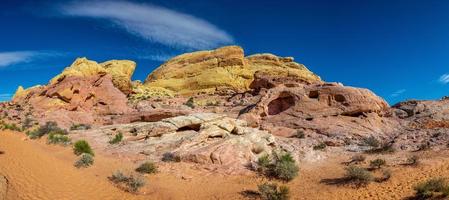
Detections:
138,54,174,62
0,51,63,69
390,89,406,97
0,51,38,68
58,1,235,50
439,73,449,84
0,94,12,102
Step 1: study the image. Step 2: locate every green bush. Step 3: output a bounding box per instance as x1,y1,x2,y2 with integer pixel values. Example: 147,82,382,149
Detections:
414,177,449,198
256,152,299,182
273,153,299,181
363,136,380,148
47,132,71,145
110,171,128,183
28,121,67,139
74,153,94,168
313,143,326,151
0,121,21,131
258,182,290,200
345,166,374,185
135,161,158,174
109,132,123,144
70,124,91,131
21,117,34,130
370,158,386,169
295,130,305,139
257,154,271,174
73,140,94,156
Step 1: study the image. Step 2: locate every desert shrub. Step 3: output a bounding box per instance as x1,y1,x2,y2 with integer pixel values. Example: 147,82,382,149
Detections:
295,130,305,139
345,165,374,185
255,152,299,182
70,124,91,131
414,177,449,198
375,169,392,183
109,171,145,193
110,171,128,183
370,158,386,169
257,154,272,174
363,136,380,148
417,142,430,151
74,153,94,168
28,121,67,139
73,140,94,156
135,161,158,174
185,97,195,108
258,182,290,200
47,132,71,145
3,123,21,131
272,153,299,182
161,152,181,162
351,154,366,164
313,142,327,151
109,132,123,144
405,155,420,166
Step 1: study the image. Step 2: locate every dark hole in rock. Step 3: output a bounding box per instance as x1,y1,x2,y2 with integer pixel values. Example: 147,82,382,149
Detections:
285,83,298,88
334,94,346,102
342,112,366,117
177,124,201,132
267,92,295,115
98,101,107,106
309,91,319,99
306,117,313,121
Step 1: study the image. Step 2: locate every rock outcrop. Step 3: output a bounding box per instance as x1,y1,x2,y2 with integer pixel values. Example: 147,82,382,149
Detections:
71,113,276,173
0,175,7,200
144,46,321,95
239,73,398,145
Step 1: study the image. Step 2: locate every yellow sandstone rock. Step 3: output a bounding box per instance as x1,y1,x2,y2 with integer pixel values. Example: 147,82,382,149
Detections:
144,46,321,95
50,57,136,94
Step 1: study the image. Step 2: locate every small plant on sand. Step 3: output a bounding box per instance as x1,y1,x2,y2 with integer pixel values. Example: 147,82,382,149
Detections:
350,154,366,164
73,140,94,156
258,182,290,200
405,155,420,166
185,97,195,108
109,132,123,144
369,158,386,169
345,165,374,186
161,152,181,162
313,142,327,151
272,152,299,182
109,171,145,193
28,121,67,139
21,117,34,130
135,161,158,174
256,152,299,182
74,153,94,168
47,132,71,145
363,136,380,148
414,177,449,198
375,169,392,183
70,123,91,131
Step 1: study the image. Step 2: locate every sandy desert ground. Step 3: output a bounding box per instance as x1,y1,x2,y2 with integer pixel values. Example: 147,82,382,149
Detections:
2,130,449,200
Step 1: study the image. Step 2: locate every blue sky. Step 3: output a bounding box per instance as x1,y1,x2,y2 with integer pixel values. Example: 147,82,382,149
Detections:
1,0,449,104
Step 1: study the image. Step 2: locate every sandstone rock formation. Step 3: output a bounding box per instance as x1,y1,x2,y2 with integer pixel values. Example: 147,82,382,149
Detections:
239,73,399,146
144,46,321,95
0,175,7,200
71,113,276,173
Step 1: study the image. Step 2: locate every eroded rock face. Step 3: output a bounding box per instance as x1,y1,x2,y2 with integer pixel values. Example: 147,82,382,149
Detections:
70,113,276,173
240,74,398,145
143,46,321,96
0,175,7,200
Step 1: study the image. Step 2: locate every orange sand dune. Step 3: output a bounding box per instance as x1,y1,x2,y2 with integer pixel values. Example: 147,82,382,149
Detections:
2,130,449,200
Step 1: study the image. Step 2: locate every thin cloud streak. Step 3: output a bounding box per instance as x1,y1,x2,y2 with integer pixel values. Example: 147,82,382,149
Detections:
390,89,406,97
439,73,449,84
0,94,12,102
58,1,235,50
0,51,63,69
